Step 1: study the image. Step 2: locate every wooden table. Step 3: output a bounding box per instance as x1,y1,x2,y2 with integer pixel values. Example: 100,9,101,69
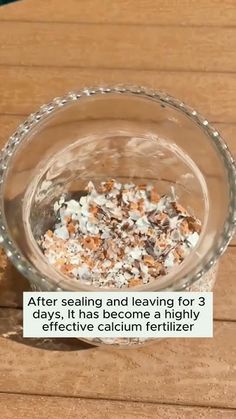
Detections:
0,1,235,418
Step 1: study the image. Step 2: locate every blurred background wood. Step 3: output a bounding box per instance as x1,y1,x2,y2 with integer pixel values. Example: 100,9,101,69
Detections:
0,0,235,418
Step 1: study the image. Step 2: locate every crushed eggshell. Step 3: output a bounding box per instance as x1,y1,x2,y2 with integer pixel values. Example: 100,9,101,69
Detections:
41,180,201,288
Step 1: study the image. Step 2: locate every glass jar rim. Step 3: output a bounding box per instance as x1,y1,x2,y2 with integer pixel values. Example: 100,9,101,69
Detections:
0,85,235,291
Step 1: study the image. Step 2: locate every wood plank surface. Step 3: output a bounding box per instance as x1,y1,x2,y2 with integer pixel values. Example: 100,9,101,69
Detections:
1,67,236,122
1,0,236,27
0,311,235,409
0,0,235,416
1,23,236,72
0,393,235,419
0,246,235,320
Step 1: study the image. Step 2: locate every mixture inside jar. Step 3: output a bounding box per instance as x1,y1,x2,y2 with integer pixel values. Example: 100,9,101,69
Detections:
40,180,201,288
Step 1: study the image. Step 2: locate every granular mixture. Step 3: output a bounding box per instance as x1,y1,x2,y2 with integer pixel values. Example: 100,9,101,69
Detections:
41,179,201,288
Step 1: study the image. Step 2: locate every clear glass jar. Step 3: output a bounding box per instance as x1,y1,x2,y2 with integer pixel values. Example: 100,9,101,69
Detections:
0,86,235,346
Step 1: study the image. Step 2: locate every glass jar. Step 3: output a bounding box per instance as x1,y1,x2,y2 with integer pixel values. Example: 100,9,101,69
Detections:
0,86,235,346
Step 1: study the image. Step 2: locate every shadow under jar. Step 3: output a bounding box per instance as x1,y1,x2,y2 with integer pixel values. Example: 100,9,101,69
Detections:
0,86,235,346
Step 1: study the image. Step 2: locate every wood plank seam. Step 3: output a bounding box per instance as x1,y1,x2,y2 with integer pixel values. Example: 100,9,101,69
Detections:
1,18,236,29
0,389,235,412
1,63,236,75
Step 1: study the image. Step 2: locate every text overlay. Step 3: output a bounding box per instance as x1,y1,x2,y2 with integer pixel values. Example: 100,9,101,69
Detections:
23,292,213,338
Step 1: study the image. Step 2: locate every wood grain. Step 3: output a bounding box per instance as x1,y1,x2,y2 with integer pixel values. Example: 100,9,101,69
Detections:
1,0,236,27
1,23,236,72
0,311,235,408
1,67,236,122
0,393,235,419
